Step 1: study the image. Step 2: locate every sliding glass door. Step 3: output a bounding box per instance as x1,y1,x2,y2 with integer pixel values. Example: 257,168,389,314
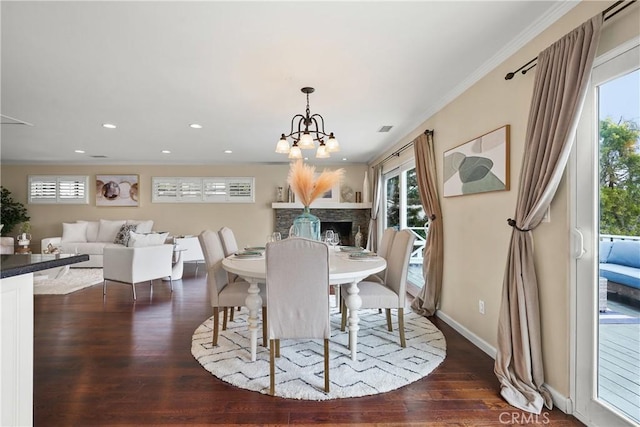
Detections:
383,160,427,293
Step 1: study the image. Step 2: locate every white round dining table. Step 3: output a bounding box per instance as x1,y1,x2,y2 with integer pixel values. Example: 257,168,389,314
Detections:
222,248,386,362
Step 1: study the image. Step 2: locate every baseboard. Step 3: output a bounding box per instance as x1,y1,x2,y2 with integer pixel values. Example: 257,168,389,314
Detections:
436,310,497,358
435,310,572,414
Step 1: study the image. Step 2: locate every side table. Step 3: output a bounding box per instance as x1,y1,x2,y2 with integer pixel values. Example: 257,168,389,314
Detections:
163,245,188,281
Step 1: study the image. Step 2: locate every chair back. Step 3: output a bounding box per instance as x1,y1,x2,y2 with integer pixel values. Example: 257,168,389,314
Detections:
218,226,239,256
266,237,330,340
198,230,229,306
378,227,397,259
385,230,416,303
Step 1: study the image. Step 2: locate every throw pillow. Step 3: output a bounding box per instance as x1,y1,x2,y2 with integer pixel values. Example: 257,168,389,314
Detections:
127,231,170,248
126,219,154,234
97,219,126,242
114,224,137,246
61,222,88,243
76,220,100,242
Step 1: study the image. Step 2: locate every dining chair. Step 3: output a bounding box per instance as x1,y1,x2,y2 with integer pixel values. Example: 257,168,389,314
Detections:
266,237,330,395
199,230,267,346
364,227,397,284
341,229,415,347
218,226,242,319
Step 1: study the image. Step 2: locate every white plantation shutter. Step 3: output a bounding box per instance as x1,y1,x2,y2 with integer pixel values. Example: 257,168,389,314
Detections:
29,176,89,204
153,177,254,203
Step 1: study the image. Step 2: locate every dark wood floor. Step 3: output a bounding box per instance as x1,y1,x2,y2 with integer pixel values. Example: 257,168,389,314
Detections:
34,265,584,426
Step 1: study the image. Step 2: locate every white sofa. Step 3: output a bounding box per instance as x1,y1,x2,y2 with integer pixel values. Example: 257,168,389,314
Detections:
41,219,156,268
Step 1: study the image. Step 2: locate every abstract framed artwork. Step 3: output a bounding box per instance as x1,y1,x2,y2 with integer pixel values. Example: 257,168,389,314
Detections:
443,125,510,197
312,173,340,204
96,175,139,206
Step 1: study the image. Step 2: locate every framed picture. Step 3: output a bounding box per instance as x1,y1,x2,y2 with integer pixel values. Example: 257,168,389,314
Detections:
96,175,139,206
443,125,510,197
312,173,340,204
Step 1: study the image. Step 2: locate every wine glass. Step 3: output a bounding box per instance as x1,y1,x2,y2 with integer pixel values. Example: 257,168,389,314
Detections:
330,232,340,251
289,225,299,238
324,230,334,246
272,232,281,242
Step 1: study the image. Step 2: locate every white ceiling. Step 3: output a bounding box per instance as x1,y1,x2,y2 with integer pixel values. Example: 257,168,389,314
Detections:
1,1,574,165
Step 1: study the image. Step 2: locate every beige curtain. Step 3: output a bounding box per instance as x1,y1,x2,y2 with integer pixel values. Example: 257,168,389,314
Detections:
366,165,382,252
411,132,443,317
495,16,602,414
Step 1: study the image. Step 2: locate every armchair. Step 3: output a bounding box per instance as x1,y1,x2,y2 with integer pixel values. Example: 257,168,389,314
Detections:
103,244,174,300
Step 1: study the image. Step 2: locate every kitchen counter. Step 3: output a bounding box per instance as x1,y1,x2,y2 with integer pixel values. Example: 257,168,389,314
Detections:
0,253,89,279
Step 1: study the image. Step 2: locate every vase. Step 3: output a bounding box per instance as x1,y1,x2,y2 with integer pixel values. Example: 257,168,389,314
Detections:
362,170,370,203
292,206,321,241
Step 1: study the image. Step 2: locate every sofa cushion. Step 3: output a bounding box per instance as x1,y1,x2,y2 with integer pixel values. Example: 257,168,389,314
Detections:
62,222,88,243
599,263,640,290
127,219,154,234
128,231,169,248
599,241,614,263
77,220,100,242
607,241,640,269
114,224,138,246
97,219,126,242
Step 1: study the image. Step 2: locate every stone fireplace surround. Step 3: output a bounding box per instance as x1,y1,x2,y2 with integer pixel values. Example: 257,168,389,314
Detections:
273,204,371,246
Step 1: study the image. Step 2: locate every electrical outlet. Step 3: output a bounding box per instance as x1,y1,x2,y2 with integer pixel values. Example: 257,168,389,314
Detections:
479,300,485,315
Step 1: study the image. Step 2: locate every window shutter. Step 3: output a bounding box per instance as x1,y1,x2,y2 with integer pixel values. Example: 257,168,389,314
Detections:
28,176,89,204
153,177,254,203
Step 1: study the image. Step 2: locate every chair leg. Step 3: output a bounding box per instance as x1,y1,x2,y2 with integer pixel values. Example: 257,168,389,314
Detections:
340,297,347,332
262,307,268,347
324,338,330,393
386,309,393,331
194,261,199,276
212,307,220,346
132,283,137,301
275,339,280,358
103,280,107,295
269,339,276,396
169,278,173,292
229,307,235,322
222,307,228,330
398,308,406,348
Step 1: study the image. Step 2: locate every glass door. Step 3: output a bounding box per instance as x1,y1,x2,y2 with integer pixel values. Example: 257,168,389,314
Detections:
574,42,639,426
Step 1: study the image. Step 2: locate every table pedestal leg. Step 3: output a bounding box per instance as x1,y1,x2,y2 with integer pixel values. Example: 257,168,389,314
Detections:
245,279,262,362
345,280,362,361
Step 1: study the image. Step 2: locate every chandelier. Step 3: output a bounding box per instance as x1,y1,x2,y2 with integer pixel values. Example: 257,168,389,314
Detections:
275,87,340,159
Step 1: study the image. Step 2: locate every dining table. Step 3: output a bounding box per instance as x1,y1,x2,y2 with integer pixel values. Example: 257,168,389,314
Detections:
222,246,387,362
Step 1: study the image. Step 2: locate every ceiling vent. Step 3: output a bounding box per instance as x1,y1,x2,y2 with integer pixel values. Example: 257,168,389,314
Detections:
1,114,33,126
378,125,393,133
90,155,108,158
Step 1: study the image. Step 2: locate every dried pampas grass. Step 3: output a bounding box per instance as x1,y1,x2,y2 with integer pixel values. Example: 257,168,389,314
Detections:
287,160,344,207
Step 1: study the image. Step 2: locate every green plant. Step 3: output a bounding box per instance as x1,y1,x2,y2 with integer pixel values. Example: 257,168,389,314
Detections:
0,186,30,236
19,221,31,234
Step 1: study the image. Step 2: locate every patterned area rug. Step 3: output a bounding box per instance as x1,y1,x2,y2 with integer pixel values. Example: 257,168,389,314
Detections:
191,297,446,400
33,268,103,295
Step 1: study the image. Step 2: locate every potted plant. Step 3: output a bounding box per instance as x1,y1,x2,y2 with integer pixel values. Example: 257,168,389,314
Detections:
17,221,32,246
0,186,30,236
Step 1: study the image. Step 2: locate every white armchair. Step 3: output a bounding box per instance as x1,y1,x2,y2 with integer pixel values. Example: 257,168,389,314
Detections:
103,244,174,300
1,237,15,254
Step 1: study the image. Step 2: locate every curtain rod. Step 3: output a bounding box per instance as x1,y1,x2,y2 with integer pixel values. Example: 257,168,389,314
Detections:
504,0,636,80
374,129,434,167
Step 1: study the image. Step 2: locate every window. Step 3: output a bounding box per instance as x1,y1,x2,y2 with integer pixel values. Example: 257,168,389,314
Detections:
28,175,89,204
382,160,427,293
152,177,255,203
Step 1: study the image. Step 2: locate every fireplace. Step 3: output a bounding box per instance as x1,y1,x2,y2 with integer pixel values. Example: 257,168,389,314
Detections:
321,221,353,245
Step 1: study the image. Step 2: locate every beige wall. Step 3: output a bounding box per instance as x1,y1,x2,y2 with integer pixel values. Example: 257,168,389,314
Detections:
370,0,638,398
0,163,367,251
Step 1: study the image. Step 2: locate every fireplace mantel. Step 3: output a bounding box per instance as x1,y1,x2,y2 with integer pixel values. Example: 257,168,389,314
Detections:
271,202,371,209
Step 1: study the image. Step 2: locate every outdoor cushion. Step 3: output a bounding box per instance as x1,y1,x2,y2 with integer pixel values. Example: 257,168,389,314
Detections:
607,241,640,269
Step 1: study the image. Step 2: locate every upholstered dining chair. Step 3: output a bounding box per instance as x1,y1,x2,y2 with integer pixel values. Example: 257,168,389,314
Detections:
199,230,267,346
103,244,174,301
341,229,415,347
266,237,330,395
218,226,243,319
364,227,397,284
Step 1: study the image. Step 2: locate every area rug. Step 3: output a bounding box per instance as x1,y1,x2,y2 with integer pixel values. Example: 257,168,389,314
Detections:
191,296,446,400
599,309,640,324
33,268,103,295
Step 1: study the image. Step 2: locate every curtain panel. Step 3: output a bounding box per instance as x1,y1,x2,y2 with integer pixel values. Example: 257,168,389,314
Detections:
366,165,382,252
494,15,602,414
411,132,444,317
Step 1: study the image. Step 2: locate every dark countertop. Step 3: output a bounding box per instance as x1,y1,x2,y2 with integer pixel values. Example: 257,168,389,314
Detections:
0,254,90,279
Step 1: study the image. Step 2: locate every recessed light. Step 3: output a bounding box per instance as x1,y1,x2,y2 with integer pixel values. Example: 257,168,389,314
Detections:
161,150,171,154
342,158,348,161
190,123,202,129
102,123,116,129
74,149,85,154
304,157,309,161
224,150,232,154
